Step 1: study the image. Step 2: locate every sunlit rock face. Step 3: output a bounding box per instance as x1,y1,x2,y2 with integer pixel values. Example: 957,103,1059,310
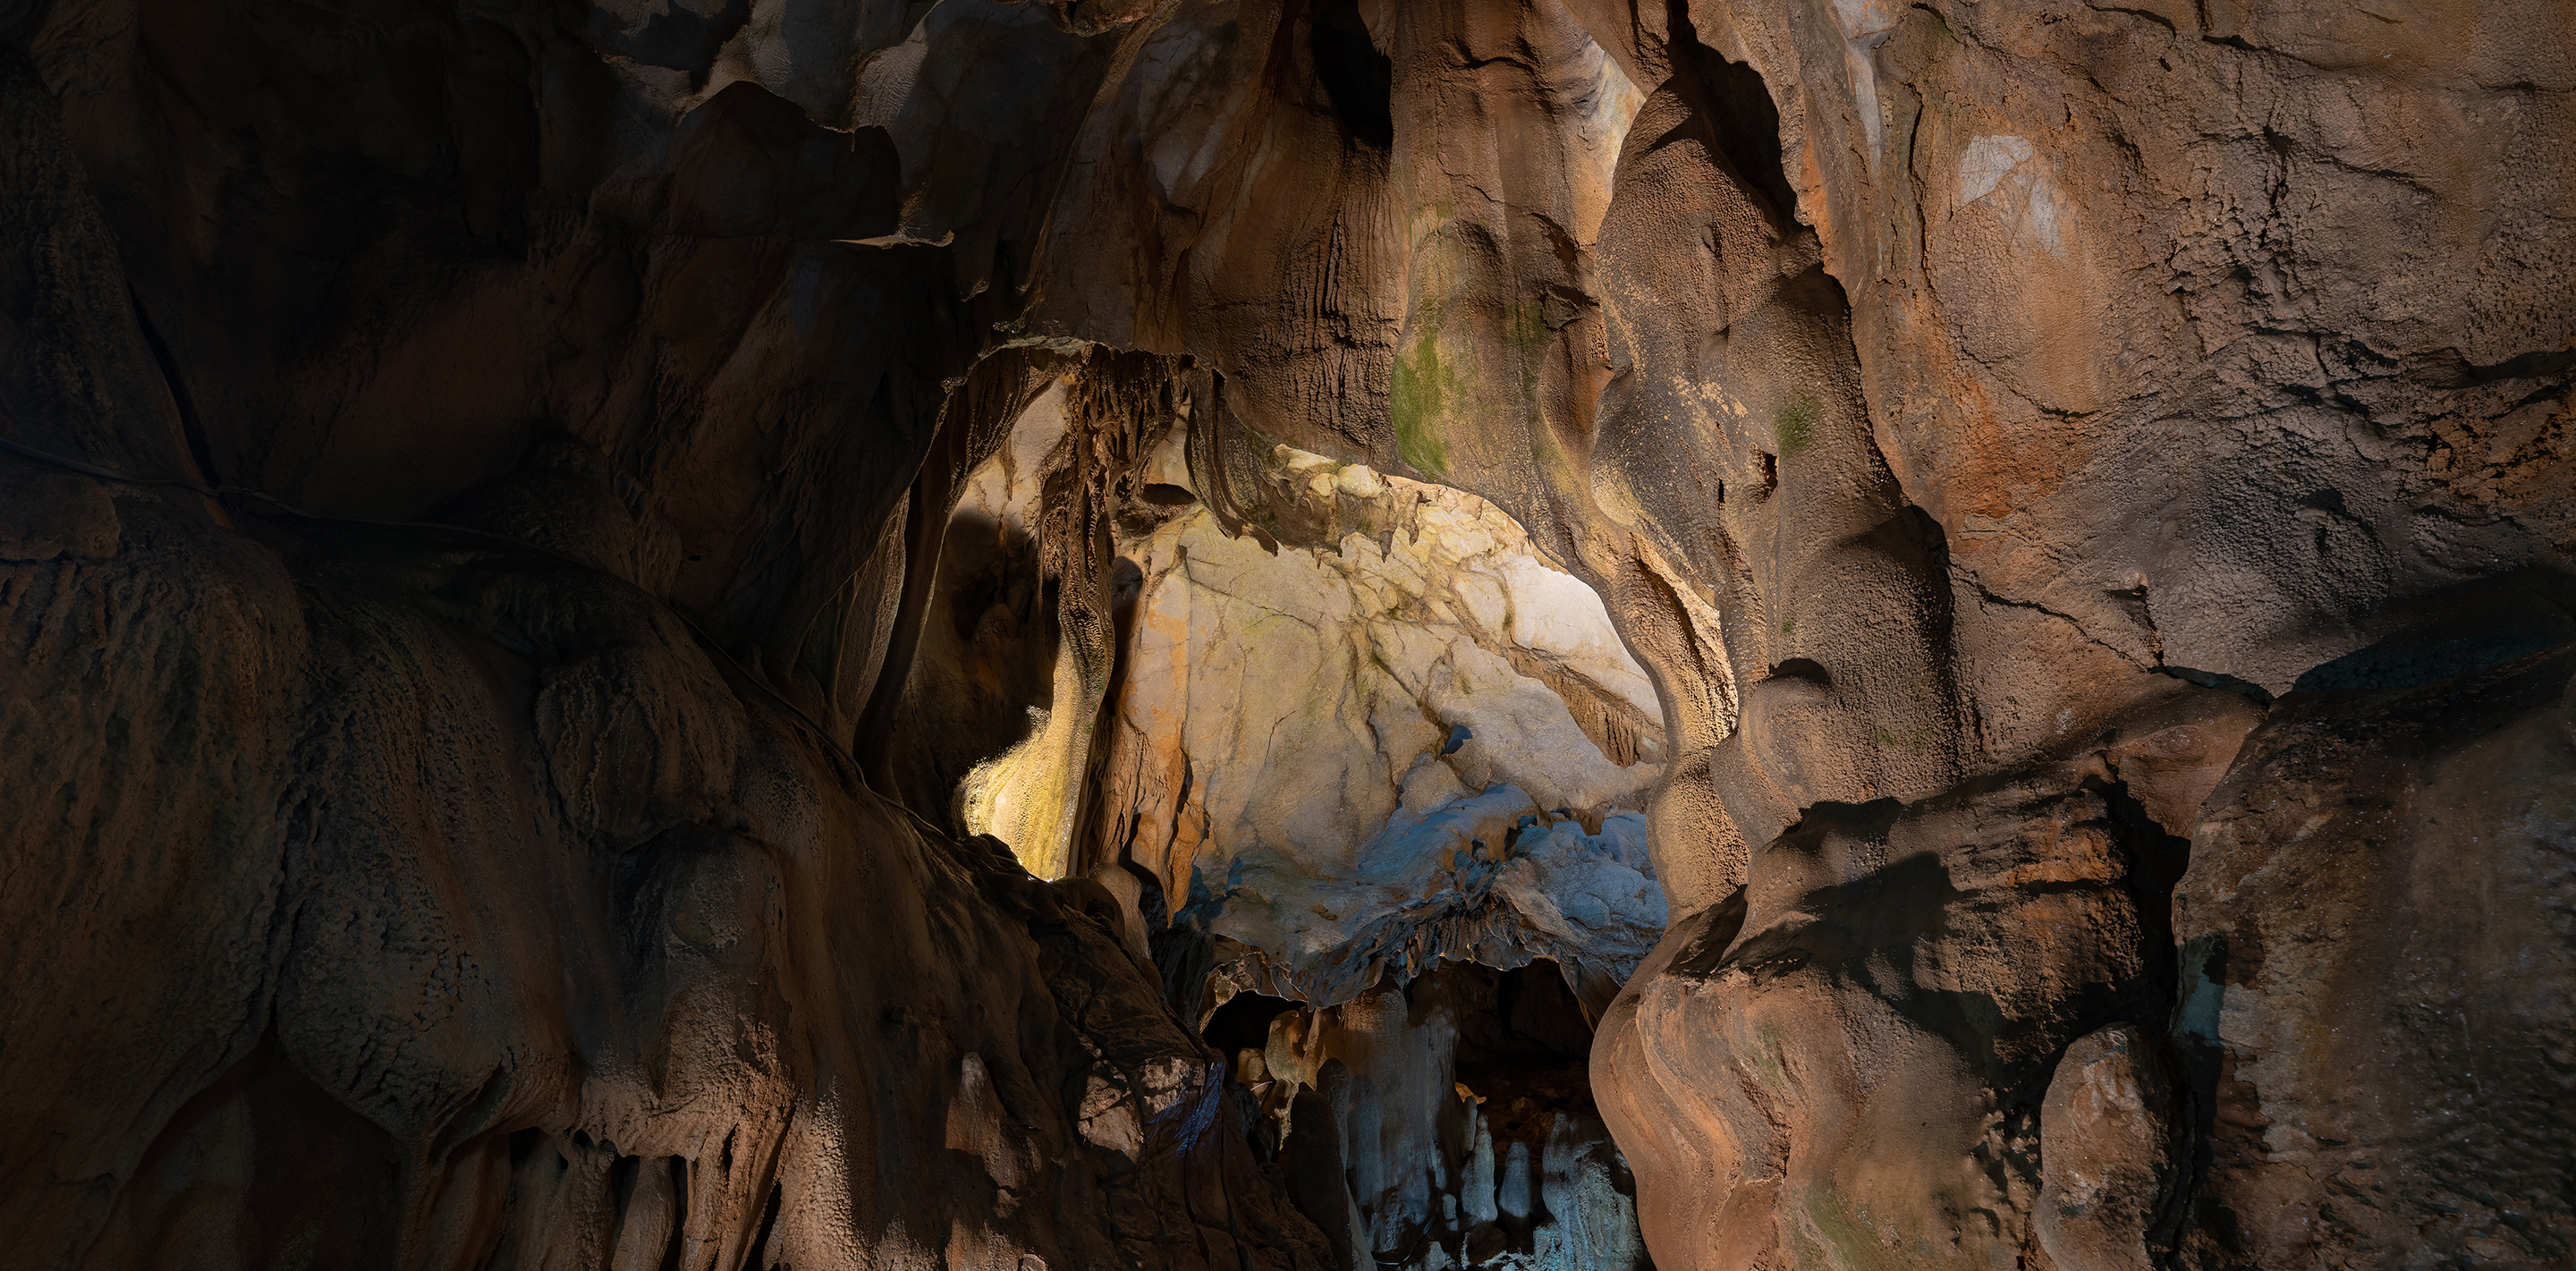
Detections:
908,392,1673,1267
1100,439,1672,1269
900,377,1677,996
1101,439,1667,1008
4,0,2574,1268
936,381,1090,877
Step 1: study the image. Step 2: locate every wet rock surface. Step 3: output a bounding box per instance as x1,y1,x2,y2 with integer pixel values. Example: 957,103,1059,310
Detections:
4,0,2573,1268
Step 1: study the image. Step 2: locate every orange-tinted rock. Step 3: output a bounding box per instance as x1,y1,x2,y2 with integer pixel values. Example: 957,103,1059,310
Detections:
4,0,2573,1266
1595,744,2198,1269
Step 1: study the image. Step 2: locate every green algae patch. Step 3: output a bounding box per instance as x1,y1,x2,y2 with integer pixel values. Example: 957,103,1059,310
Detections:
1406,197,1459,244
1751,1021,1792,1084
1775,392,1819,458
1392,318,1459,477
1873,723,1932,753
1792,1185,1904,1271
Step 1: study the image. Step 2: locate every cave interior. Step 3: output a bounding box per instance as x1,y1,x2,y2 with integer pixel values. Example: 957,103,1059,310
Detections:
2,0,2572,1269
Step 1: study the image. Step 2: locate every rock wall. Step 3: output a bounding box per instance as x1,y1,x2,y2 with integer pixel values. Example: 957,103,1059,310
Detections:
897,391,1676,1267
1562,4,2576,1266
1094,437,1669,1006
4,0,2572,1268
1,3,1323,1267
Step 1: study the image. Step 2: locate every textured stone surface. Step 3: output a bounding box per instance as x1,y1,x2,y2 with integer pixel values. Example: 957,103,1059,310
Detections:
1095,438,1669,1010
2037,1023,2182,1271
4,0,2574,1267
1594,728,2207,1268
0,476,1337,1271
2170,631,2576,1269
1,5,1323,1267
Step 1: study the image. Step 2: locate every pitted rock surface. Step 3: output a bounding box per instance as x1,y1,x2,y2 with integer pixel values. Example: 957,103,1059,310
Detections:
4,0,2572,1268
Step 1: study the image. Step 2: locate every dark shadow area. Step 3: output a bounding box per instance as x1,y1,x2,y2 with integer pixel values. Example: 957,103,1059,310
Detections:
1205,990,1299,1059
887,511,1059,826
1665,2,1800,224
2291,569,2576,693
96,1035,402,1268
1765,657,1831,686
1310,0,1394,150
1435,961,1601,1155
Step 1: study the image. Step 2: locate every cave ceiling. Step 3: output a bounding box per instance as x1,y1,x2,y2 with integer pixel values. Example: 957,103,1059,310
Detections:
1,0,2572,1268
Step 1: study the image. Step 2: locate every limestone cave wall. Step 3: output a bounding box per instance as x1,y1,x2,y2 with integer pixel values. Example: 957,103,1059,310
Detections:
2,0,2570,1269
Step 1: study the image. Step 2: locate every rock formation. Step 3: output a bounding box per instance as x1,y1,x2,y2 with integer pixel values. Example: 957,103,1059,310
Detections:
2,0,2570,1268
892,379,1675,1266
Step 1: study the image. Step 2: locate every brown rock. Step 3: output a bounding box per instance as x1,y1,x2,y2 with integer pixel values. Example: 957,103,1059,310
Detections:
1597,754,2190,1269
4,0,2573,1266
2037,1023,2182,1271
2171,624,2576,1269
0,470,118,560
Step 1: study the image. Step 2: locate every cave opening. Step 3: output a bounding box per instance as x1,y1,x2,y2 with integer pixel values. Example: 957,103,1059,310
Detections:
1203,961,1606,1144
881,365,1670,1269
